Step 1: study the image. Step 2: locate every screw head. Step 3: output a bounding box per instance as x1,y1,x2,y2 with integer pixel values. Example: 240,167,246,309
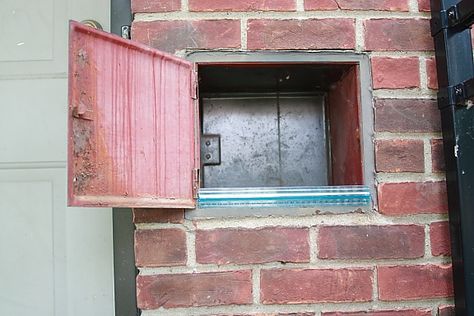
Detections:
205,140,211,146
205,154,211,160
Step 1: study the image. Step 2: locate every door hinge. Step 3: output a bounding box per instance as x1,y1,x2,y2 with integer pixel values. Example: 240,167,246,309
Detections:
121,25,131,39
192,168,200,199
191,65,198,100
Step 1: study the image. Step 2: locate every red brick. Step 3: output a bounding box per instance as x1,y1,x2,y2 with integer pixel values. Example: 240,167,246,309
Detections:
212,314,315,316
132,20,241,53
426,57,439,90
304,0,339,10
189,0,296,11
364,19,433,51
418,0,430,11
131,0,180,12
323,310,431,316
378,264,454,300
375,99,441,133
318,225,425,259
260,268,373,304
247,19,355,50
196,227,309,265
430,221,451,256
371,57,420,89
137,270,252,309
376,139,425,173
438,305,455,316
135,229,186,267
431,139,445,172
378,182,448,215
133,208,184,224
306,0,408,11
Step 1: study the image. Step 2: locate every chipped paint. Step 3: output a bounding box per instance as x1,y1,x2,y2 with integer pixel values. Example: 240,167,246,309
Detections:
68,21,198,208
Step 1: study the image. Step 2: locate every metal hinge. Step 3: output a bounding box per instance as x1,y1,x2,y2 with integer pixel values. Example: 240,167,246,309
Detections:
121,25,131,39
192,168,200,199
190,65,198,100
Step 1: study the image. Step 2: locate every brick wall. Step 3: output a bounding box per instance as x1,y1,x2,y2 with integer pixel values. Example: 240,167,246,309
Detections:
130,0,454,315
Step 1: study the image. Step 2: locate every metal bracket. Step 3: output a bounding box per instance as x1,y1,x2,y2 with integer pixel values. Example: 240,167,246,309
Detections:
439,77,474,109
201,134,221,165
448,0,474,28
431,0,474,35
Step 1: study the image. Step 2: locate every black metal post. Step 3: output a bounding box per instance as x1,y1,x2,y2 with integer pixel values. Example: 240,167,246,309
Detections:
111,1,138,315
430,0,474,314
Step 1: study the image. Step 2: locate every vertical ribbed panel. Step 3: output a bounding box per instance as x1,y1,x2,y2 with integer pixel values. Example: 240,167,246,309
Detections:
68,21,197,208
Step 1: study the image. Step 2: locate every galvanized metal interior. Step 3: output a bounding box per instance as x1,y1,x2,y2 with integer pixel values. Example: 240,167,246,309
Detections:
198,64,351,188
201,94,328,187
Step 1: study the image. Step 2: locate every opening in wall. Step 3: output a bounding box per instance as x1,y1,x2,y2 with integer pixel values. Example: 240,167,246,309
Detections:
189,52,375,213
198,63,363,188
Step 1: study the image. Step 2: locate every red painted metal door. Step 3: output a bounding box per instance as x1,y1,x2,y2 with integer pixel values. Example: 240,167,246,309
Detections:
68,21,199,208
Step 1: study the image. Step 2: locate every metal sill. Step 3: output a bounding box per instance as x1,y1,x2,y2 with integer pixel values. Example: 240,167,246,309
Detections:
186,185,371,219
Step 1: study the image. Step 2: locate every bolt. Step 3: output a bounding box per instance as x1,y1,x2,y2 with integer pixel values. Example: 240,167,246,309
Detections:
205,140,211,146
205,154,211,160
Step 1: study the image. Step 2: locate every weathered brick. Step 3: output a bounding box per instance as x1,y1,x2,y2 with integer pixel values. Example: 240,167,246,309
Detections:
364,19,433,51
318,225,425,259
378,264,454,300
132,20,241,53
196,227,309,265
247,19,355,50
426,57,439,90
438,305,455,316
260,268,373,304
430,221,451,256
378,182,448,215
323,310,431,316
305,0,408,11
135,229,186,267
189,0,296,11
133,208,184,224
431,139,445,172
371,57,420,89
375,139,425,173
418,0,430,12
131,0,180,12
137,270,252,309
375,99,441,133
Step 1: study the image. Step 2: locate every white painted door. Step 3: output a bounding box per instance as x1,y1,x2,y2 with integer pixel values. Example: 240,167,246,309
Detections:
0,1,114,315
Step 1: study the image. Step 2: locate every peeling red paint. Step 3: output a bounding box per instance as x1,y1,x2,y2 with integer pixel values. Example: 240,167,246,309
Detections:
68,21,198,208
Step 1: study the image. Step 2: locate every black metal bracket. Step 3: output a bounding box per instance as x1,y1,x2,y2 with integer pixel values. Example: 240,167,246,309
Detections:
431,0,474,35
448,0,474,28
438,77,474,109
